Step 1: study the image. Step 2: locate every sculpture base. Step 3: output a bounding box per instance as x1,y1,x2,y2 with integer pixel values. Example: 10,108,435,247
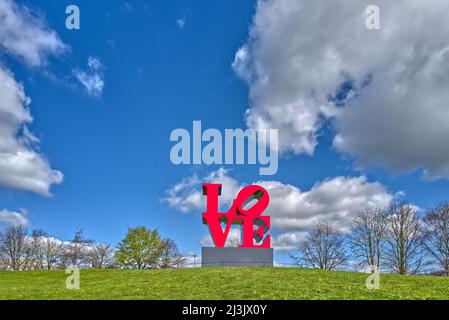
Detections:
201,247,274,267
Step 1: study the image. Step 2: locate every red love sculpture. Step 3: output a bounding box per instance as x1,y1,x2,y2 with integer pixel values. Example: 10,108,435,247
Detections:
202,183,271,248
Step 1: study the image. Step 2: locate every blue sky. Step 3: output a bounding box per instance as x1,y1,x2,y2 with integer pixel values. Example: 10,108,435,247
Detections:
2,0,449,262
0,0,259,248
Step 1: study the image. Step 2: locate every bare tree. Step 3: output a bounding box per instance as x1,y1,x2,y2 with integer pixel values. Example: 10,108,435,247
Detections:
384,202,423,274
158,239,185,269
351,208,387,272
423,202,449,276
0,225,28,270
24,229,48,270
88,243,115,269
42,236,63,270
291,222,347,270
0,255,8,270
62,229,93,267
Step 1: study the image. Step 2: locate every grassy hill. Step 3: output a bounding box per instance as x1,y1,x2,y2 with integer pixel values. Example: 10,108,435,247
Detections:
0,267,448,300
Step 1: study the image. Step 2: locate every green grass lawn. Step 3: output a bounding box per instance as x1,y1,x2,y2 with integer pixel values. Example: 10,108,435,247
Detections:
0,267,448,300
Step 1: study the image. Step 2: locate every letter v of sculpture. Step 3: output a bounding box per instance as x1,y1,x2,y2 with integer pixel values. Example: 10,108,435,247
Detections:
202,183,271,248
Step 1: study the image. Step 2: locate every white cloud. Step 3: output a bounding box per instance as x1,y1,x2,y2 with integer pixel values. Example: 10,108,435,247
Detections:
87,56,102,70
0,67,63,196
0,209,30,227
73,56,105,97
271,231,308,251
0,0,66,66
200,228,241,247
163,168,240,213
0,0,65,196
235,0,449,179
256,177,392,233
165,168,393,249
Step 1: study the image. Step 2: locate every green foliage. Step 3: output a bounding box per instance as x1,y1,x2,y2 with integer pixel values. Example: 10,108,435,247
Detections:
115,227,163,270
1,268,449,300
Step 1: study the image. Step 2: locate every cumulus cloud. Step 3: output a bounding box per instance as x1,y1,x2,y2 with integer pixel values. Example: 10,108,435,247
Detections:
0,0,66,66
0,0,65,195
0,209,30,226
73,56,105,97
165,168,393,249
163,168,240,213
0,67,63,195
200,228,241,248
234,0,449,179
271,231,308,251
256,177,392,233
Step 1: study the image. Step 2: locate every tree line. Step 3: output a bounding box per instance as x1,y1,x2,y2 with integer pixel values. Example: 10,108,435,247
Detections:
0,226,184,270
290,201,449,276
2,201,449,275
